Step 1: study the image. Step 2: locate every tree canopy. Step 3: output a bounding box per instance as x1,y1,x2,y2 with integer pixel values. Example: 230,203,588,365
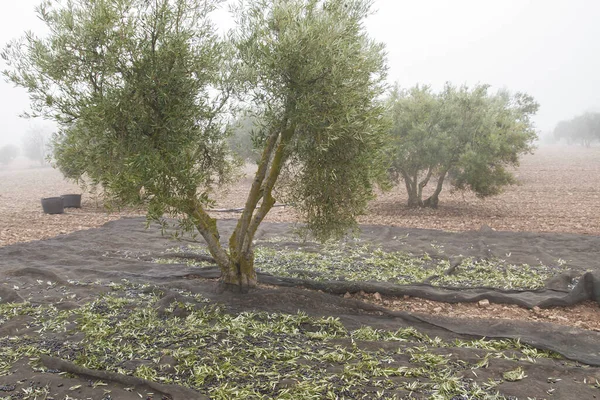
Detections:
387,83,538,208
3,0,388,291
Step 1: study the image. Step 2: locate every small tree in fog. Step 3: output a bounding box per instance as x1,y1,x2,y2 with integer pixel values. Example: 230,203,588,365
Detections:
387,83,538,208
3,0,388,291
22,128,49,166
553,112,600,147
0,144,19,165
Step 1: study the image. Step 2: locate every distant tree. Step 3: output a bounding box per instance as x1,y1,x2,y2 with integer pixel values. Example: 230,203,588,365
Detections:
3,0,388,291
553,112,600,147
553,120,575,145
22,128,50,165
592,113,600,142
387,83,538,208
0,144,19,165
227,115,261,163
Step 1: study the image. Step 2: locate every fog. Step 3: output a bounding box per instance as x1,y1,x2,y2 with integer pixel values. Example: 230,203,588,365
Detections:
1,0,599,147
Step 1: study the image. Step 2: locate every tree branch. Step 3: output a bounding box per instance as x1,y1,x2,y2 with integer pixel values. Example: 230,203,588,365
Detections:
230,127,281,256
244,124,295,252
187,198,229,270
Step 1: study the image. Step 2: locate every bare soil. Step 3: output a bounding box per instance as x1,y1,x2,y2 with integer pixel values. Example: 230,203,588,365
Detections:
210,145,600,235
2,145,599,246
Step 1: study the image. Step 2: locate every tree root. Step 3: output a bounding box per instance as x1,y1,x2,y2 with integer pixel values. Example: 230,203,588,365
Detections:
161,252,216,263
39,355,207,400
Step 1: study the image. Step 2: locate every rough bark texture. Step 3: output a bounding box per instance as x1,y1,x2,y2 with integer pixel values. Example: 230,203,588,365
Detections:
189,122,294,292
405,181,420,208
402,170,421,208
422,168,449,209
220,249,257,293
402,167,445,209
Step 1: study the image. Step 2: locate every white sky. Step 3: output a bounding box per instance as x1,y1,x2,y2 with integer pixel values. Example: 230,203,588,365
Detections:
1,0,599,147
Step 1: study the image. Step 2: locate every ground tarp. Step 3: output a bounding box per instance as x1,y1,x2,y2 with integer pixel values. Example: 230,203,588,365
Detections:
0,217,599,367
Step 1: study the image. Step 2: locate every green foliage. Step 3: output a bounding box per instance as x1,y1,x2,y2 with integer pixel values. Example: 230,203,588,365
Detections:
387,83,538,208
502,366,527,382
553,112,600,147
3,0,234,218
3,0,390,287
161,241,568,290
231,0,389,240
0,144,19,165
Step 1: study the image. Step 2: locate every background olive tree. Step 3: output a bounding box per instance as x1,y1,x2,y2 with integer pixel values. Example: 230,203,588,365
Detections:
22,127,50,166
3,0,388,291
553,112,600,147
387,83,538,208
0,144,19,165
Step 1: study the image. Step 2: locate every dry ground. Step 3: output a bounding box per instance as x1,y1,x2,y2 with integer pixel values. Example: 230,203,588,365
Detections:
0,145,599,332
210,144,600,234
2,145,599,245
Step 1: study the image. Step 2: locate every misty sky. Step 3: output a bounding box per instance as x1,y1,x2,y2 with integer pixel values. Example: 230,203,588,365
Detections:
1,0,599,147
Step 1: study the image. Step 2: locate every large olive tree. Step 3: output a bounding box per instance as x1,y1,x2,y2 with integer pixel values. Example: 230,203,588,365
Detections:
3,0,388,291
388,83,538,208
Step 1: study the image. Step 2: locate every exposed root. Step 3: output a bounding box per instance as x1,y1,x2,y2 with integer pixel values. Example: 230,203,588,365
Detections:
39,355,206,400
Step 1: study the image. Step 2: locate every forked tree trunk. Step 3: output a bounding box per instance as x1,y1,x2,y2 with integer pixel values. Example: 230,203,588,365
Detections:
220,248,257,293
189,123,294,293
422,168,449,209
402,168,433,208
188,209,259,293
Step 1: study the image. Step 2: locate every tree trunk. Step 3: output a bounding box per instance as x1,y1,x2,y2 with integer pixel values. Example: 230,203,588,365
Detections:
402,170,421,208
416,167,433,207
422,193,439,208
189,204,260,293
189,122,295,293
220,249,257,293
422,168,449,208
406,183,421,208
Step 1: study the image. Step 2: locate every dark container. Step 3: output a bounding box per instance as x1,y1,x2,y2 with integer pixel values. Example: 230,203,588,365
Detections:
41,197,64,214
61,194,82,208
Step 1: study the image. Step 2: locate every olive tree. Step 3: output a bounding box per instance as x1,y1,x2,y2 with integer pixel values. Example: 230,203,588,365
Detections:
222,0,388,289
0,144,19,165
553,112,600,147
387,83,538,208
3,0,388,291
22,127,50,166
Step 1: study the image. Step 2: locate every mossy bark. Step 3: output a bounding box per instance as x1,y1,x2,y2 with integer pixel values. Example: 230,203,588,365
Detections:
190,124,294,292
220,249,257,293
